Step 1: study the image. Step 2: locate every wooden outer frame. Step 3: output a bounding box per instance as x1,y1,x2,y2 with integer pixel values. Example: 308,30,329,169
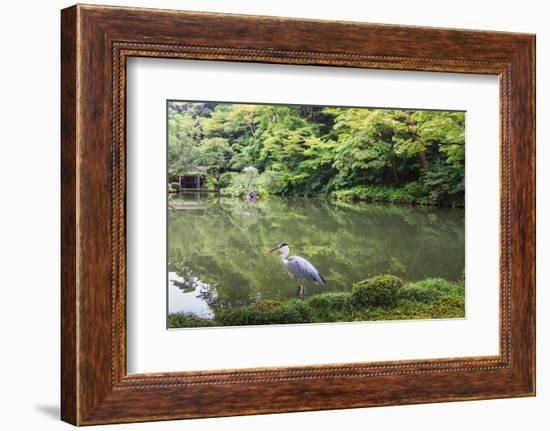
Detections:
61,4,535,426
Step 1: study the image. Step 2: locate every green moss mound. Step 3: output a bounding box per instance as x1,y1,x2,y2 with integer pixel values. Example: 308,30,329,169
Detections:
351,275,403,308
400,277,464,303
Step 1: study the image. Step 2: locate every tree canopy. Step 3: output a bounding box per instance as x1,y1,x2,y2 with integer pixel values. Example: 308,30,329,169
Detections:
168,101,465,206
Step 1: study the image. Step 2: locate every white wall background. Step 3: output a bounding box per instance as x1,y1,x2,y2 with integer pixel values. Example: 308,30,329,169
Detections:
0,0,546,429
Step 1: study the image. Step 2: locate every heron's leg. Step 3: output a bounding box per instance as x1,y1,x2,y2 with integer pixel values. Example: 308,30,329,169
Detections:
297,284,305,300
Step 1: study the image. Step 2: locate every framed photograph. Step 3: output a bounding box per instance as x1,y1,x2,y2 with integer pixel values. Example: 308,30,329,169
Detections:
61,4,535,425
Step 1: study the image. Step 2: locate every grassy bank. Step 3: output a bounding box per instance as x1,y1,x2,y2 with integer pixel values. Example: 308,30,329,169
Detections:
168,275,465,328
330,185,464,208
217,184,464,208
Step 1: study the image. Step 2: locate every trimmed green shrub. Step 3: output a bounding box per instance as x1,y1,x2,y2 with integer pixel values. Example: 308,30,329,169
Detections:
167,312,216,328
351,275,403,308
306,292,351,312
258,299,313,325
215,307,255,326
214,299,314,326
250,299,281,312
401,278,464,303
306,292,352,322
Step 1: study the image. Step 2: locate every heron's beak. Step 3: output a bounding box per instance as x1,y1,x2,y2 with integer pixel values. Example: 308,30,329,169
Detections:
269,246,279,253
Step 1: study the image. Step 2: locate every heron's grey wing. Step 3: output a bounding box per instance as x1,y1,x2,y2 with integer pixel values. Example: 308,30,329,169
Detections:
287,256,326,285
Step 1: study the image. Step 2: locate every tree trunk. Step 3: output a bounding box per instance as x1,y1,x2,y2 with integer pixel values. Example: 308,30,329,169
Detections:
391,155,399,184
418,151,428,167
406,111,428,167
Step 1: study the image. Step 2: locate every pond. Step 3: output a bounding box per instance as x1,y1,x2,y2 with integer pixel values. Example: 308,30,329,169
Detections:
168,193,465,316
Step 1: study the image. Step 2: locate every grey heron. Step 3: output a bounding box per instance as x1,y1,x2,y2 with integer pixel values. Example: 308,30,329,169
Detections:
269,242,326,298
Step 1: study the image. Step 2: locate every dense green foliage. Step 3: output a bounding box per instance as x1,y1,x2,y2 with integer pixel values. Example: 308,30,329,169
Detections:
168,102,465,206
168,275,465,328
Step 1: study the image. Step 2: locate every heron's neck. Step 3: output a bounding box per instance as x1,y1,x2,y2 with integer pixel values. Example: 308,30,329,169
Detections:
278,251,289,264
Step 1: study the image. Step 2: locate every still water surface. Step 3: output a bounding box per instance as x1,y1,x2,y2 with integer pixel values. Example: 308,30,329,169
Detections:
168,193,464,315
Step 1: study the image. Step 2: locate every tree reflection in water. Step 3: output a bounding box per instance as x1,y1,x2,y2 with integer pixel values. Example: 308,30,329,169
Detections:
168,193,465,314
